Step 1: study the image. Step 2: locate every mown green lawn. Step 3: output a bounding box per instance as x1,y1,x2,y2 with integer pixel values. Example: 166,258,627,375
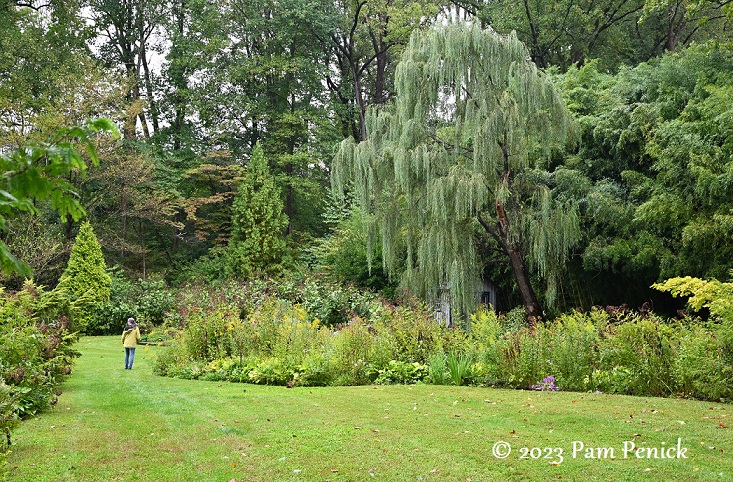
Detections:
5,336,732,481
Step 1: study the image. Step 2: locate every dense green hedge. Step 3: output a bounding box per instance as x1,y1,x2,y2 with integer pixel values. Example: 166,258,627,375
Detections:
153,280,733,401
1,282,79,453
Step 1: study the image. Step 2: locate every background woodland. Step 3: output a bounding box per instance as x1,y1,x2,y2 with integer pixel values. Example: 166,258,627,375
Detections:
2,0,733,317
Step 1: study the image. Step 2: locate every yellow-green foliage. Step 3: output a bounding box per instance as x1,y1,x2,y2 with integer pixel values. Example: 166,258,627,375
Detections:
370,303,447,364
673,320,733,400
227,144,288,278
54,221,111,333
184,306,239,361
653,276,733,321
598,316,679,396
329,319,377,385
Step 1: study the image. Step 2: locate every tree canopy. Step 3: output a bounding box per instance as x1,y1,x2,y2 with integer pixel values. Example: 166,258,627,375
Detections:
2,1,733,318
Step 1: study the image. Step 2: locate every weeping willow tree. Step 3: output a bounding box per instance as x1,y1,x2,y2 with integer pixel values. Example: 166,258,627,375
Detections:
332,22,580,323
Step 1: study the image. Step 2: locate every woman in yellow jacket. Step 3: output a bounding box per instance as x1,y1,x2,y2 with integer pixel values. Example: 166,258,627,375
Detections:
121,317,141,369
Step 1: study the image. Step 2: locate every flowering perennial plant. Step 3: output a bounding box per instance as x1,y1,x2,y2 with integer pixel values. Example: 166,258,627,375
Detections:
531,376,559,391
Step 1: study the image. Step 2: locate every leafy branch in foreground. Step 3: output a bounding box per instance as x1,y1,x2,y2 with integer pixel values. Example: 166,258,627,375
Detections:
0,118,119,276
1,381,30,449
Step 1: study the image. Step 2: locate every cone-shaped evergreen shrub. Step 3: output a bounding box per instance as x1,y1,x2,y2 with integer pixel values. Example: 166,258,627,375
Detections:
227,144,288,278
55,221,111,333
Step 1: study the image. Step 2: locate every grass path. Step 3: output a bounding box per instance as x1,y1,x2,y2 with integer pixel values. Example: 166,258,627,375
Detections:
5,336,733,481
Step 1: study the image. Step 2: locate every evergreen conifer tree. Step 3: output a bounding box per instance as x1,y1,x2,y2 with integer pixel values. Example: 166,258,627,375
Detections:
227,144,288,278
55,221,111,333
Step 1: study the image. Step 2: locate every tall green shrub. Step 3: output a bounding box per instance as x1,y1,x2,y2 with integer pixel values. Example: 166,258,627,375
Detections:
0,282,79,448
54,221,111,333
227,144,288,278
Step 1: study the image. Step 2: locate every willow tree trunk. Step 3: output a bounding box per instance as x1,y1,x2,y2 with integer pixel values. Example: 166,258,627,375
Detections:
491,199,542,323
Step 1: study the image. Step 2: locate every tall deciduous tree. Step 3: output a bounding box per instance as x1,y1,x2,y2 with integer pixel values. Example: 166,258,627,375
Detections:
473,0,646,69
333,23,579,322
209,0,337,237
54,221,112,333
227,144,288,278
328,0,439,140
461,0,732,70
89,0,167,139
639,0,733,53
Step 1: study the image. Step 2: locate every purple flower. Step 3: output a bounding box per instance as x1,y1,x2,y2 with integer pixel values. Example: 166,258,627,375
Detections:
531,375,559,391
